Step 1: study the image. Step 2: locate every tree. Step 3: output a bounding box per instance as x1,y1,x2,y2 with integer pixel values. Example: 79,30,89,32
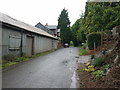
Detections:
71,19,81,46
57,8,71,44
84,2,120,34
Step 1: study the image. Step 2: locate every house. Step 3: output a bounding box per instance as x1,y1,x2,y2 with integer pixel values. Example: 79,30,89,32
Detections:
0,12,58,60
35,22,53,35
35,22,60,38
45,23,60,38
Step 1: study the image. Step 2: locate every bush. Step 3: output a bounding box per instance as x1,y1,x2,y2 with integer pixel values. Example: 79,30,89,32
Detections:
70,41,74,46
94,56,103,66
80,49,87,55
87,32,101,50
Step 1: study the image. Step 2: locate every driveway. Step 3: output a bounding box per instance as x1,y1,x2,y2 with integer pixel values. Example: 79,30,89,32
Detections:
3,47,79,88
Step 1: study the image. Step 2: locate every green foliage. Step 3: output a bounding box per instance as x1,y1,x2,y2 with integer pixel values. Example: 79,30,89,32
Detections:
93,70,105,80
15,57,30,62
87,32,101,50
2,62,18,69
103,64,112,72
57,8,71,44
81,43,87,49
71,19,81,46
78,68,84,72
71,2,120,46
71,18,86,46
77,28,86,44
80,49,87,55
103,64,111,69
84,2,120,34
70,41,74,46
94,56,103,66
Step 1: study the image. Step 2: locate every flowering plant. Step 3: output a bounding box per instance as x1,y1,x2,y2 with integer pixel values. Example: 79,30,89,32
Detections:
84,65,95,72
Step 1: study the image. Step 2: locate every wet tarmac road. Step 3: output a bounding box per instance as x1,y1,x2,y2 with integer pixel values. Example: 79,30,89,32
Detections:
3,47,79,88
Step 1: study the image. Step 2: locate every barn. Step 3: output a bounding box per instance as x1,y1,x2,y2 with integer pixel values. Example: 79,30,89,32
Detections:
0,12,58,60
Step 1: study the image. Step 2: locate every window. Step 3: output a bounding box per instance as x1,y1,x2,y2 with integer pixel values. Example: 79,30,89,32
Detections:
9,35,21,50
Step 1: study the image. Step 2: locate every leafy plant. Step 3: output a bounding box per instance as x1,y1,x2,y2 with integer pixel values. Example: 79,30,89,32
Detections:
94,56,103,66
93,70,105,80
103,64,112,72
80,49,87,55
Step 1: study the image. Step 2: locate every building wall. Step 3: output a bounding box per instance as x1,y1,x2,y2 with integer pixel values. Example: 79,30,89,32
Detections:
2,26,23,57
2,25,58,58
34,35,55,54
0,24,2,60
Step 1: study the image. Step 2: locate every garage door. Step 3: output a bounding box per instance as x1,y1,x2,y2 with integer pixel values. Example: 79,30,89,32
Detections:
26,36,33,56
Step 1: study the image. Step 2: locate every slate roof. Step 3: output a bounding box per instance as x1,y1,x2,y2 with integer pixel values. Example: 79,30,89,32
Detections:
35,22,53,35
46,25,57,30
0,12,57,39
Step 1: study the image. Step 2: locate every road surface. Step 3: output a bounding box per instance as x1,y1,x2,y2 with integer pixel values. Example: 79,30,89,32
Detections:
3,47,79,88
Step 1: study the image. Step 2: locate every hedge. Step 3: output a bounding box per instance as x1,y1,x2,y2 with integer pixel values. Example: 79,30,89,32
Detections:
87,32,101,50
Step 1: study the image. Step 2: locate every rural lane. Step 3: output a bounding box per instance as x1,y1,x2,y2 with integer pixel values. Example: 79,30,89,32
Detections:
3,47,79,88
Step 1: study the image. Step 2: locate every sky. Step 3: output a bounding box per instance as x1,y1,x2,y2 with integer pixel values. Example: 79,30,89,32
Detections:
0,0,87,26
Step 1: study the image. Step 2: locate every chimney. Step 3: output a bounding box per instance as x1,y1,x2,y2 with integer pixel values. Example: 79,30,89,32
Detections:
45,23,48,26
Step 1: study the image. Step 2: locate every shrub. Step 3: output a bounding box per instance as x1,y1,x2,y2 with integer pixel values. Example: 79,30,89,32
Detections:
70,41,74,46
94,56,103,66
80,49,87,55
93,70,105,80
87,32,101,50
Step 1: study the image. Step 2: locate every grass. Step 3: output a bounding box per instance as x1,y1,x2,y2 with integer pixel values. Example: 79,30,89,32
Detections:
80,49,87,55
2,62,18,69
2,49,56,69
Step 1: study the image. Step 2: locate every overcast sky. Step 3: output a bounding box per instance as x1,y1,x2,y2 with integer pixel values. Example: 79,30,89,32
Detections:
0,0,87,26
